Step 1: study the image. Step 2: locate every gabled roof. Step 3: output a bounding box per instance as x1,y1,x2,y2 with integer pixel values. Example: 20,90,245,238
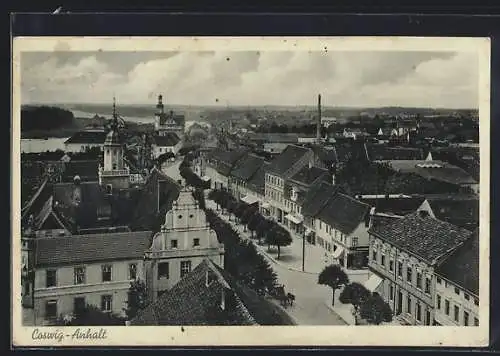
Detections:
35,230,152,267
266,145,311,176
247,161,270,195
289,165,329,187
207,148,250,176
369,211,473,265
230,154,266,181
301,181,340,217
317,193,371,235
131,259,258,326
64,130,108,145
151,133,181,147
436,229,479,295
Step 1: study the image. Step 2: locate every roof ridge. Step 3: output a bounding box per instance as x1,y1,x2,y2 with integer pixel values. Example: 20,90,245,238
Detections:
35,230,153,241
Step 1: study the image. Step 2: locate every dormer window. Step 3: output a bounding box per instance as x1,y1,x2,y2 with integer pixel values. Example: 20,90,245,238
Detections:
290,187,298,202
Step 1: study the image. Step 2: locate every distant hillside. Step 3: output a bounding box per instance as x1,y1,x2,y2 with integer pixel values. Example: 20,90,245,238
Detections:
21,105,85,138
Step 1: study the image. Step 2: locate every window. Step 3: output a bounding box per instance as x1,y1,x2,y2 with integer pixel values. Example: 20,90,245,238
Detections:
112,163,117,170
46,269,57,288
101,265,112,282
170,239,178,249
406,266,412,284
454,287,460,295
74,267,86,285
445,300,450,315
372,250,377,263
407,296,412,314
381,254,386,267
474,318,479,326
389,285,394,300
74,297,86,316
129,263,137,280
426,310,431,326
437,277,442,284
398,262,403,278
436,295,441,309
464,293,470,301
158,262,169,279
474,298,479,306
389,259,394,272
454,305,459,322
101,295,113,312
416,303,422,321
425,278,431,294
416,272,422,289
45,300,58,319
180,260,192,278
464,311,470,326
193,238,200,247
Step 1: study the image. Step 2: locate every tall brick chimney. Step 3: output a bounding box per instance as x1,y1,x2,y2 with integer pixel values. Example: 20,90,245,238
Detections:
316,94,322,143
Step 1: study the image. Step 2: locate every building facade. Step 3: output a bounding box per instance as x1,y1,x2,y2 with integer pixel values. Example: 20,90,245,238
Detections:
367,211,474,326
153,94,185,139
32,231,152,325
144,186,225,303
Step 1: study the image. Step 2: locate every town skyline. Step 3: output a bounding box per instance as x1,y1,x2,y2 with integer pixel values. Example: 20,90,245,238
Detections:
21,50,479,109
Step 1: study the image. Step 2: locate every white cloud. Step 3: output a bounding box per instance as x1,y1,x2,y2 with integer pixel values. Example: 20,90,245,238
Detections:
21,50,479,108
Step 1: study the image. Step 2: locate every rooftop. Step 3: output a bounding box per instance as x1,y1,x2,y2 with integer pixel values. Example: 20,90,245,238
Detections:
152,133,181,147
436,229,479,295
366,144,425,161
35,230,153,267
385,160,478,186
289,165,329,187
230,153,266,181
301,181,340,218
317,193,371,235
369,211,473,265
422,194,479,231
266,145,311,176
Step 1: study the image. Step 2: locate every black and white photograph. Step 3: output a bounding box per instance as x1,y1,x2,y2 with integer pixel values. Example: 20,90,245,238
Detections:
12,37,490,347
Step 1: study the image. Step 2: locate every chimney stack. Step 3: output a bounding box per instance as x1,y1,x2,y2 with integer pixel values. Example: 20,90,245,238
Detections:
316,94,322,143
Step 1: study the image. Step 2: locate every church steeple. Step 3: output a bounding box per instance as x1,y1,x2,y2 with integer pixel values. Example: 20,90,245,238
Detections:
156,94,164,114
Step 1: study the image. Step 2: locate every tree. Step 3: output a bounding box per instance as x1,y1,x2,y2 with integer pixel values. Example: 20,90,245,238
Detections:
265,224,293,260
124,279,148,320
247,213,263,238
318,264,349,307
192,188,206,209
156,152,175,166
240,206,258,232
55,304,126,326
359,292,393,325
339,282,371,324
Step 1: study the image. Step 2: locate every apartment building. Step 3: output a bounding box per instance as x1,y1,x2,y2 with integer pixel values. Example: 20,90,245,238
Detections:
367,210,474,325
434,230,479,326
33,231,152,325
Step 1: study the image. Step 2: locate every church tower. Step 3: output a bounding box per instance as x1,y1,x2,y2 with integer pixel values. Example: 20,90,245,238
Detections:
154,94,165,133
98,97,130,192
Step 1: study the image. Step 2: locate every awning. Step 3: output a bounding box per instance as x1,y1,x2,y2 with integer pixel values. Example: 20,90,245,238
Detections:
201,176,211,182
364,274,383,293
261,202,271,209
241,195,259,205
285,213,303,225
332,246,344,259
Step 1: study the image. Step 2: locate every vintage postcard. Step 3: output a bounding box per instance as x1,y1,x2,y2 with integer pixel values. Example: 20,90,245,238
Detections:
12,36,490,347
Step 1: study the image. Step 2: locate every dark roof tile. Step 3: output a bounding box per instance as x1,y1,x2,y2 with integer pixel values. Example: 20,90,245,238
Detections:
317,193,371,235
35,230,152,267
369,211,473,265
266,145,311,176
152,133,181,147
230,154,266,181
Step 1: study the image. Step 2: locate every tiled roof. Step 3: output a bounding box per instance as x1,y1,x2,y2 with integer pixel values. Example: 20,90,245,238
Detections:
424,194,479,231
317,193,371,235
387,160,477,185
360,196,425,216
369,211,473,265
35,230,152,267
366,144,425,161
289,165,329,187
247,133,299,143
310,145,338,165
230,154,266,181
436,229,479,295
247,162,270,195
301,181,340,217
152,133,181,147
131,259,258,326
64,130,108,145
266,145,311,176
370,213,404,230
207,148,249,176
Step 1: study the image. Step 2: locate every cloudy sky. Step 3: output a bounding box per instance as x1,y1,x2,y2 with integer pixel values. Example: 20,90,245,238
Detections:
20,50,479,108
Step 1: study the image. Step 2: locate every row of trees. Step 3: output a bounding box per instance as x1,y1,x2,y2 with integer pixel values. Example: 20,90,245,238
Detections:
204,208,279,296
208,189,293,260
317,264,393,325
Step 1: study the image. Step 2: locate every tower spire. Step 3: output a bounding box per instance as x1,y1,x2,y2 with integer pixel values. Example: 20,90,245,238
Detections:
111,95,119,130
